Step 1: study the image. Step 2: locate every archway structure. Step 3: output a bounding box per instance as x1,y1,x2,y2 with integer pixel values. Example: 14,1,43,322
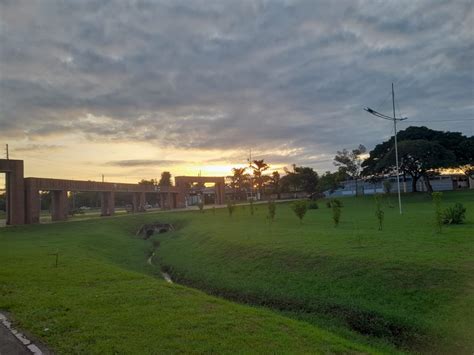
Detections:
175,176,226,208
0,159,180,225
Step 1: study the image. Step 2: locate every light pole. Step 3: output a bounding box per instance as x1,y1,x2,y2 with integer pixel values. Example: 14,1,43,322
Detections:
364,83,407,215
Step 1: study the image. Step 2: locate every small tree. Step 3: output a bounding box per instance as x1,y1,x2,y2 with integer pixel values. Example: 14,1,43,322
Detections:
432,192,443,233
383,180,392,194
374,194,384,231
227,200,235,217
291,200,307,224
331,199,342,227
249,199,254,216
267,199,276,222
197,200,204,213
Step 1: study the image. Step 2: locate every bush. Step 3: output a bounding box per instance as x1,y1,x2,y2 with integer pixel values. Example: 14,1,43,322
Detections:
291,200,308,224
325,201,332,208
442,203,466,225
267,200,276,222
431,192,443,233
308,201,319,210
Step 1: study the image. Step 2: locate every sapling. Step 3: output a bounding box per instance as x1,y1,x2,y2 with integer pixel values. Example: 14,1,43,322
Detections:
291,200,307,224
227,200,235,217
374,194,384,231
249,199,254,216
331,199,342,227
432,192,443,233
197,200,204,213
267,199,276,222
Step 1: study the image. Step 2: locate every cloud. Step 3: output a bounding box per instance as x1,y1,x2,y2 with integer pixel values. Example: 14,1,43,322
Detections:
0,0,472,172
105,159,185,167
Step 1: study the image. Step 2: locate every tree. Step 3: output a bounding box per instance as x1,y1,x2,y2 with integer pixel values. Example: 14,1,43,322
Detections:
250,159,270,198
158,172,172,187
362,126,473,191
227,167,249,200
281,165,319,194
333,144,366,196
138,178,158,186
268,171,281,199
291,200,307,224
318,169,347,193
369,140,455,193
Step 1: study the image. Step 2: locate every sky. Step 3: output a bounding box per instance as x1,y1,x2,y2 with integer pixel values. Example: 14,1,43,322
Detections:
0,0,473,184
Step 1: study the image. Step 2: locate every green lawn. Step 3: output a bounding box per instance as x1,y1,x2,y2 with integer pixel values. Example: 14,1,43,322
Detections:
0,191,472,354
153,190,474,353
0,210,378,353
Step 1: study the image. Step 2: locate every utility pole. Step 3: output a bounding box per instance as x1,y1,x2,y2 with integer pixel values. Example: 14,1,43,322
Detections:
102,174,104,183
364,83,407,215
5,144,9,159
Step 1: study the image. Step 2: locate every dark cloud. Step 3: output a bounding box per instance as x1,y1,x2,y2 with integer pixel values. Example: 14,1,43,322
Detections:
0,0,472,171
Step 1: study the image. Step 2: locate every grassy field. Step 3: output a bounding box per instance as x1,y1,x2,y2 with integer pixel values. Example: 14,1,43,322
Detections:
0,210,377,353
0,190,472,353
153,191,474,353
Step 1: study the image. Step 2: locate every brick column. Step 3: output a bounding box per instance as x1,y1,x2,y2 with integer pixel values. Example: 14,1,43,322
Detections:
51,190,68,221
25,180,40,224
1,160,25,225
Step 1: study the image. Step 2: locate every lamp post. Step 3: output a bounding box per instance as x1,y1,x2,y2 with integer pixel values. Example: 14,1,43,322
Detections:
364,83,407,215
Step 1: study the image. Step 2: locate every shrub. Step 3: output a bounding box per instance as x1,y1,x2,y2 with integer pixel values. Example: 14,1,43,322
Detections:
331,199,342,227
383,180,392,194
227,200,235,217
374,194,384,231
267,200,276,222
442,203,466,225
431,192,443,232
308,201,319,210
291,200,308,224
326,201,332,208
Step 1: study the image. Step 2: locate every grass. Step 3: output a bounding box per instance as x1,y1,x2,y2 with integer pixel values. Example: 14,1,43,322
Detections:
153,190,474,353
0,190,472,353
0,211,377,353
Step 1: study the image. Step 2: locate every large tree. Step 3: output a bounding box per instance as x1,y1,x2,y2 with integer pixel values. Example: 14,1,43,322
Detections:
268,171,281,199
333,144,366,195
158,172,172,187
281,165,319,194
362,126,472,192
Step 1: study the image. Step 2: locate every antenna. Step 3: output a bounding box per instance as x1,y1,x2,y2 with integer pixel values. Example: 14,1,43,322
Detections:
364,83,407,215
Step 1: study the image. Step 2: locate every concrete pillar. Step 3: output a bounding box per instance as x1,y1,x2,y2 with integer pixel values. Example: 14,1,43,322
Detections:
138,192,146,211
25,181,40,224
51,190,68,221
132,193,139,213
101,191,115,216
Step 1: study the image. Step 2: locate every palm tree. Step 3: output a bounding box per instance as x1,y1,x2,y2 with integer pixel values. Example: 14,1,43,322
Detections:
227,167,249,200
251,159,270,199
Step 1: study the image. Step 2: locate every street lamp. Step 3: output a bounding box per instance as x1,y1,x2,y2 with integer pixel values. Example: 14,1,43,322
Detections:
364,83,407,215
